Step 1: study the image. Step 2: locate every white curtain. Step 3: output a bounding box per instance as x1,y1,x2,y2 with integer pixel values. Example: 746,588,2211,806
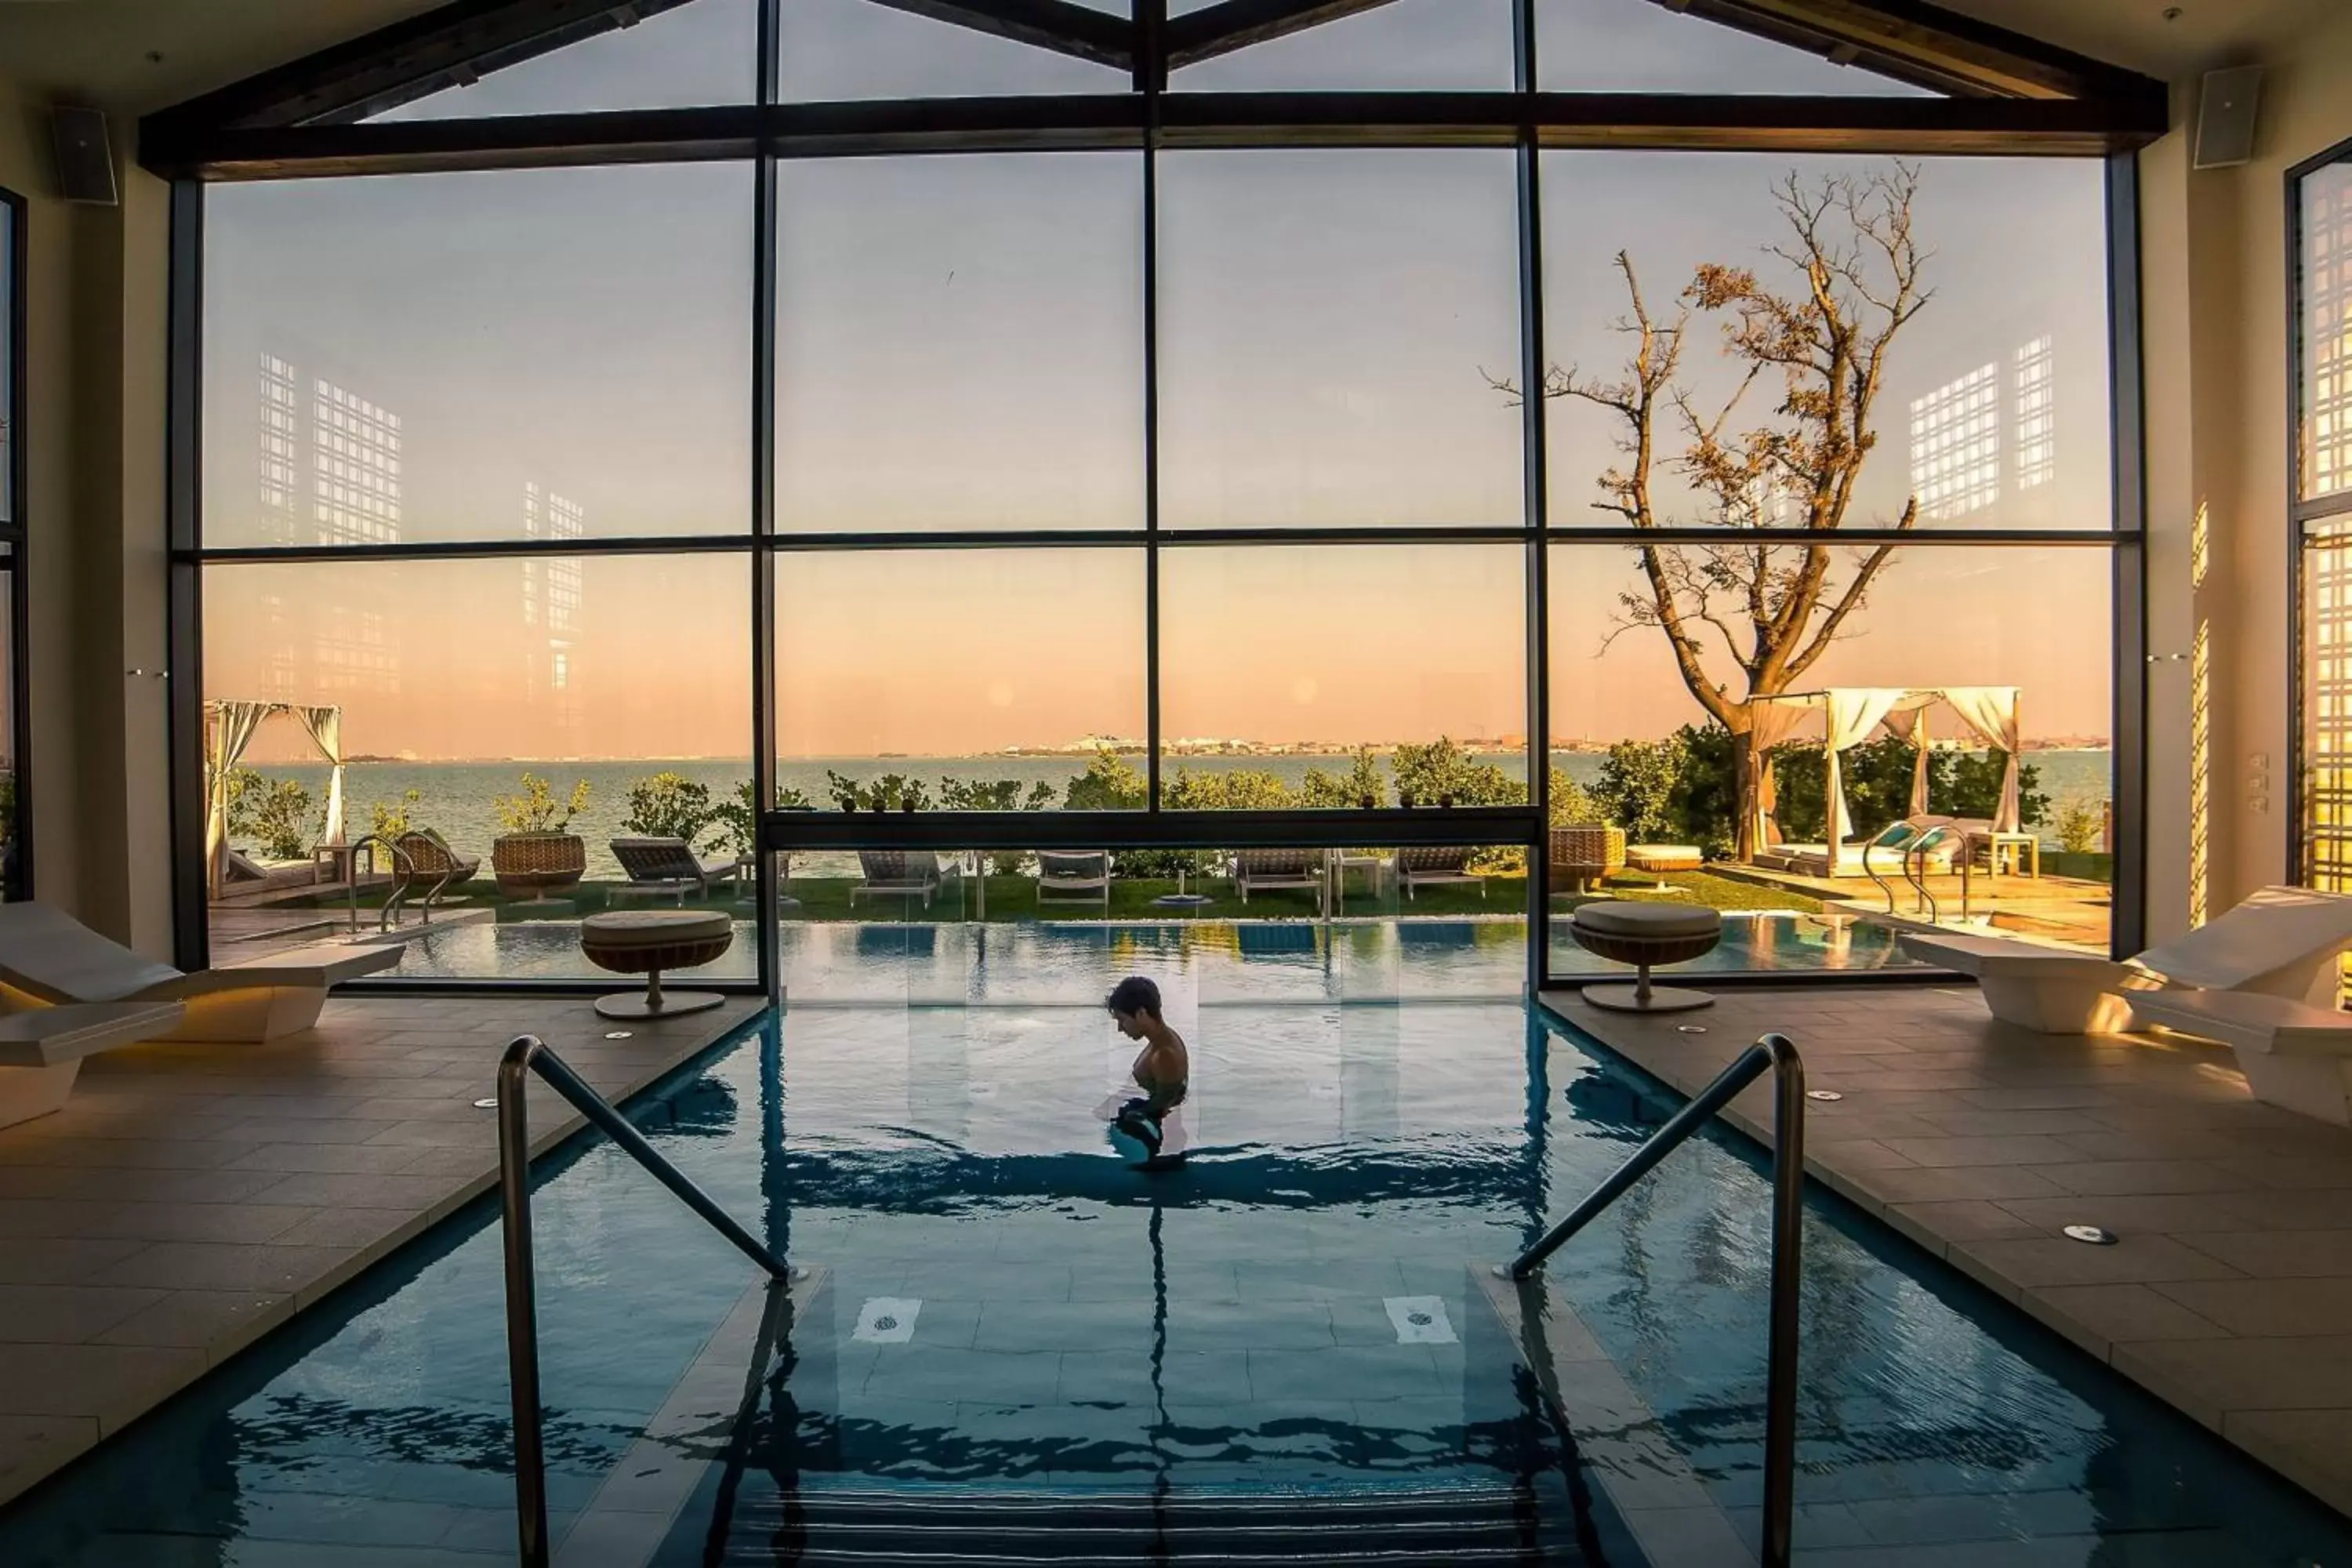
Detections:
1744,698,1815,854
1943,686,2024,831
1823,689,1908,850
204,699,276,896
1877,700,1933,818
290,705,346,846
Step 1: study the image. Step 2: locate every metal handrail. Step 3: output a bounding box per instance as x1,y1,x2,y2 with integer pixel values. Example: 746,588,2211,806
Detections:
497,1034,790,1568
340,832,416,935
1501,1033,1806,1568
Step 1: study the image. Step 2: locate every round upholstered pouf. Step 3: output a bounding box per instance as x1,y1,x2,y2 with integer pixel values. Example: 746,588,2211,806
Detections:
580,909,734,1020
1570,900,1723,1014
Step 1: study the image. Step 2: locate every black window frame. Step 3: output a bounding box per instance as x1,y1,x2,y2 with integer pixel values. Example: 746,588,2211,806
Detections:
2288,132,2352,891
154,0,2158,994
2,183,32,904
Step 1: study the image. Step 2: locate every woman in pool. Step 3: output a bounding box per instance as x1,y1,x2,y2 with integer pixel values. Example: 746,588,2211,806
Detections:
1104,975,1188,1163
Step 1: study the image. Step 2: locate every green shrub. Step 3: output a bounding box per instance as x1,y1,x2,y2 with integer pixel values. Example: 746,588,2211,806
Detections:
246,778,318,861
622,771,717,845
1063,748,1148,811
1390,737,1522,807
1547,766,1599,829
1301,746,1387,809
495,773,590,834
370,788,422,843
1947,750,2048,827
2056,800,2103,855
1593,739,1682,841
826,771,931,812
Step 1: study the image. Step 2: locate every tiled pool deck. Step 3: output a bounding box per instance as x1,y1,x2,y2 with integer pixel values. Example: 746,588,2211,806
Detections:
0,994,760,1504
1550,982,2352,1521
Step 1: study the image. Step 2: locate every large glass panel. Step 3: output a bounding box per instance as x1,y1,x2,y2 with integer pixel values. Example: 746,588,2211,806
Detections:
0,195,13,528
781,0,1129,100
1537,0,1937,94
1542,153,2111,532
0,561,16,900
202,554,751,977
2300,158,2352,503
775,154,1143,534
1547,543,2113,970
204,165,752,547
370,0,757,120
1158,151,1521,529
2303,523,2352,897
1170,0,1512,91
775,548,1145,801
1159,544,1526,794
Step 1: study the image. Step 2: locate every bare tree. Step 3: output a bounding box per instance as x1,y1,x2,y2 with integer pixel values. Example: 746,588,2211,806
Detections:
1503,163,1932,859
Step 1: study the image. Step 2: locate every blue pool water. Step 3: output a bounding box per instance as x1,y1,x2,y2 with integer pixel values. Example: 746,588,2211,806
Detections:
4,997,2343,1565
381,908,1922,988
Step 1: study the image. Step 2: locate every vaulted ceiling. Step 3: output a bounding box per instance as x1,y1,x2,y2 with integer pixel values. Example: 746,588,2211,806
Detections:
0,0,2336,114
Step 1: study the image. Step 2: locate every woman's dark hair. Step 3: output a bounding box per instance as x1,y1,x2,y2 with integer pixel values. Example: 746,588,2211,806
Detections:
1105,976,1162,1019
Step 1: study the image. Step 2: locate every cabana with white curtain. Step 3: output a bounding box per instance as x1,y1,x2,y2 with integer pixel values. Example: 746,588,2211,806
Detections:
1744,685,2023,877
203,699,348,897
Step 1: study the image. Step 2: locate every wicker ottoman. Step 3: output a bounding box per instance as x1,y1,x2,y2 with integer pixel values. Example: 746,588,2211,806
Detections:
579,909,733,1021
1569,901,1723,1014
1626,844,1704,874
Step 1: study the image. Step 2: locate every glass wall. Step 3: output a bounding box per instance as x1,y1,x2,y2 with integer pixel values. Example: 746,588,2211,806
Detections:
2,189,23,901
2297,145,2352,913
184,4,2135,985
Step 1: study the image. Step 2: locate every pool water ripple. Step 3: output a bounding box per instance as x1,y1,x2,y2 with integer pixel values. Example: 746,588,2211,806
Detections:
1,1000,2346,1566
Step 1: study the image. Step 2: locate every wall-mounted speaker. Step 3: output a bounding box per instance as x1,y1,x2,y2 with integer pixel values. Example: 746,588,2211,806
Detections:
49,105,118,206
2194,66,2263,171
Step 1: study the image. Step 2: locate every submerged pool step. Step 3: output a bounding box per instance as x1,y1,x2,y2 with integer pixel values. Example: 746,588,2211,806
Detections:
721,1485,1577,1566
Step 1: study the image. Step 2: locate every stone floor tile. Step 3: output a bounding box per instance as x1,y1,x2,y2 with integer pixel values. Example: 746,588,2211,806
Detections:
1913,1110,2114,1138
1950,1234,2247,1290
1846,1164,2073,1204
0,1199,318,1244
0,1283,170,1344
2024,1283,2232,1358
1878,1135,2087,1169
2111,1335,2352,1421
83,1240,366,1295
91,1289,296,1355
1885,1200,2047,1244
1810,1139,1919,1171
1993,1193,2265,1235
2149,1276,2352,1337
222,1142,443,1174
243,1171,467,1210
267,1207,435,1253
0,1414,98,1504
2022,1160,2256,1196
2171,1229,2352,1277
0,1237,150,1286
0,1342,209,1428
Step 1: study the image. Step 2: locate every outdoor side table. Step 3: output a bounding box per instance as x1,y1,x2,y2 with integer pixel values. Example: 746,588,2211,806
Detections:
580,909,732,1021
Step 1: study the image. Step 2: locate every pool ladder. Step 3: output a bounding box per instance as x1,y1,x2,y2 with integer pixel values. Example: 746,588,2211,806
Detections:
1501,1033,1806,1568
494,1034,792,1568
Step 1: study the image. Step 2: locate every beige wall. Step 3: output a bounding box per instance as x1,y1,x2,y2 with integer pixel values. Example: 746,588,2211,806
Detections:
2137,8,2352,942
0,77,173,955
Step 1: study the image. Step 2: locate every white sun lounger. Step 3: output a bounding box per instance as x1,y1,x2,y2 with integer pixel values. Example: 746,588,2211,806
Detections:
1899,884,2352,1035
0,1000,188,1129
0,902,403,1043
2124,989,2352,1126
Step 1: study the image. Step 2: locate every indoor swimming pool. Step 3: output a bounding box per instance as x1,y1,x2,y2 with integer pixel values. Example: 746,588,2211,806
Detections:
4,997,2341,1565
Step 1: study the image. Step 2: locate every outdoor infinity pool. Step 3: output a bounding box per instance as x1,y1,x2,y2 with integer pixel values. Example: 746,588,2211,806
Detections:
5,990,2342,1565
381,909,1923,989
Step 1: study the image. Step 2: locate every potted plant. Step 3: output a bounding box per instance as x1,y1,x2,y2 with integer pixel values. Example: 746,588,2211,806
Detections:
490,772,592,898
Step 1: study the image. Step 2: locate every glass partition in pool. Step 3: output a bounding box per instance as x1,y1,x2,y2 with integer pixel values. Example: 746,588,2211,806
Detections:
5,1001,2343,1566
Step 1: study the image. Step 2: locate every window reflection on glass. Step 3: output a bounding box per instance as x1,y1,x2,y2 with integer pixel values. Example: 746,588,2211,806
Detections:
782,0,1129,100
2301,160,2352,503
0,195,12,529
205,166,752,546
203,555,749,976
2303,523,2352,897
1158,151,1521,529
1541,153,2110,532
775,154,1144,533
1169,0,1512,91
1548,543,2111,960
1160,545,1526,802
775,549,1145,805
371,0,756,119
0,565,14,900
1536,0,1937,94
